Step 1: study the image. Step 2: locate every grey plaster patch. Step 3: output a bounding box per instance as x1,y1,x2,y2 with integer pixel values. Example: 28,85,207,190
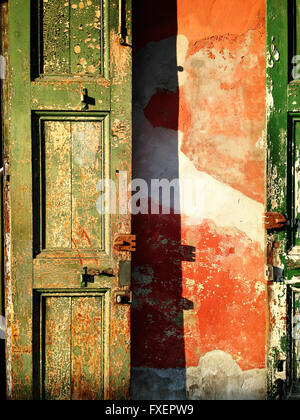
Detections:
132,350,265,400
186,350,265,400
131,367,186,400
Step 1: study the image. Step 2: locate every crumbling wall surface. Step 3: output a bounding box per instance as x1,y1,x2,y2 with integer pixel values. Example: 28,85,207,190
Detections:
132,0,266,400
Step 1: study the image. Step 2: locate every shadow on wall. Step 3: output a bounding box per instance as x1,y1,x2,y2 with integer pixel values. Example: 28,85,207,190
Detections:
131,0,195,399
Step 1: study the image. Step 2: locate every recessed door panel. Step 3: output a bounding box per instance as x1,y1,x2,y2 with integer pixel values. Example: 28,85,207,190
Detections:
42,119,104,251
40,292,107,400
40,0,105,76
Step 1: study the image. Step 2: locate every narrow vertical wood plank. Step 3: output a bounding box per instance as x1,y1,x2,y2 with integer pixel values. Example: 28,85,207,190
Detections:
71,296,103,400
8,0,33,399
44,297,71,400
42,0,70,74
45,121,72,249
70,0,102,75
109,0,132,399
71,121,102,249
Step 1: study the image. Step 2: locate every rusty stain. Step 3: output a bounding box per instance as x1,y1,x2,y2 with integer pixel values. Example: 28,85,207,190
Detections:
113,234,136,252
71,238,84,267
265,212,287,230
110,29,131,86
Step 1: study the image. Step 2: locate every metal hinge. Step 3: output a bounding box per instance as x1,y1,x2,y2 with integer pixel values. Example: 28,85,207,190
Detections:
266,265,274,281
118,0,127,45
265,212,300,231
113,234,136,252
266,265,284,282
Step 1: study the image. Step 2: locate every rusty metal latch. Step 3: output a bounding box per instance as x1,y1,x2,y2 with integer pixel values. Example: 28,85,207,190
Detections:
81,88,88,110
81,88,95,110
81,266,114,287
265,212,300,231
113,234,136,252
115,291,132,305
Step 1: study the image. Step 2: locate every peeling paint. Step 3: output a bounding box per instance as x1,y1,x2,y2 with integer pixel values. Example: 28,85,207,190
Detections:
266,76,274,123
133,0,266,398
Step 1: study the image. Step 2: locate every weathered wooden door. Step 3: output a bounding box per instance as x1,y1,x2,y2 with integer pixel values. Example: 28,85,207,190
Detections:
5,0,132,400
267,0,300,400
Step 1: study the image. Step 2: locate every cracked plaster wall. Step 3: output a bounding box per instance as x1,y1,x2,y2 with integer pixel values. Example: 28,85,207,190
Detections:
132,0,266,400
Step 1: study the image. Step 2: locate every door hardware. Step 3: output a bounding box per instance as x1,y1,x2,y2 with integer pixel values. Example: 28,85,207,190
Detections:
80,88,95,110
81,88,88,110
115,291,132,305
113,234,136,252
277,360,286,373
81,266,114,287
118,0,126,45
265,212,300,230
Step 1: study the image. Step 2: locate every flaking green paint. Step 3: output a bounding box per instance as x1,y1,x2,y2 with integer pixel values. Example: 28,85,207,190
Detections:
267,0,300,399
6,0,132,400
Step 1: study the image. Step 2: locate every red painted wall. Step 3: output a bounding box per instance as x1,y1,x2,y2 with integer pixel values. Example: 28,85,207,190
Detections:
132,0,266,374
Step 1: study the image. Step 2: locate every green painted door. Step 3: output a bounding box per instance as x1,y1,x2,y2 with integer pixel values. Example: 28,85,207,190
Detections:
267,0,300,399
5,0,132,400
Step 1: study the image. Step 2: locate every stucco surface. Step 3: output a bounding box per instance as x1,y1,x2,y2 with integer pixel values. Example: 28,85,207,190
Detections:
132,0,266,399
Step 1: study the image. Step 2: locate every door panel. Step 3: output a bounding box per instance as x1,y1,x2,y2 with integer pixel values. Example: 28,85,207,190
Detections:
31,0,110,110
44,120,73,249
6,0,132,400
40,292,107,401
43,295,72,400
41,0,105,76
35,115,106,253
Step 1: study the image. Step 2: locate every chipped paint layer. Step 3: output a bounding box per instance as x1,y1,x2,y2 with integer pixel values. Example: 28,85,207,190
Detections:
267,283,287,398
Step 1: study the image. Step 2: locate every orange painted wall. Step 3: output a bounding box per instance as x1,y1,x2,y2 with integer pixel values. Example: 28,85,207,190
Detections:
132,0,266,373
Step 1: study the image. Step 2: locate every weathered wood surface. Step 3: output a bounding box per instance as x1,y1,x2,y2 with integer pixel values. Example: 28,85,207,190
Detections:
6,0,132,400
